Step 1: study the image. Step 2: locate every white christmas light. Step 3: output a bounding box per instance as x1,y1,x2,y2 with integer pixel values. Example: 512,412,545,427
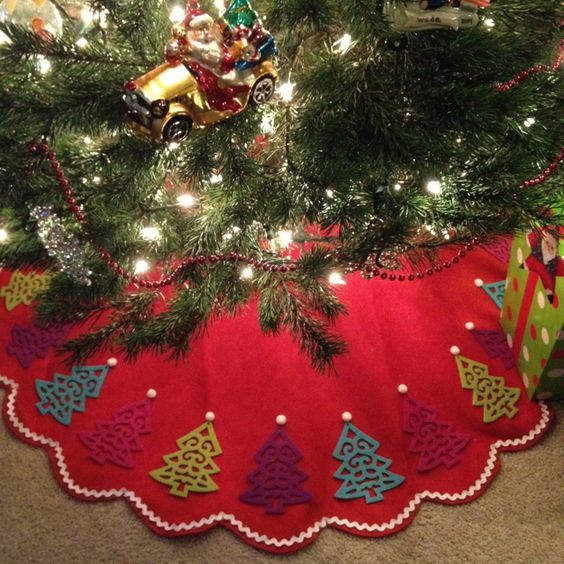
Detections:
483,18,495,28
456,137,463,144
277,230,293,248
0,228,8,242
177,193,196,208
75,37,88,49
325,189,335,199
83,136,93,145
240,266,254,280
210,173,223,184
333,33,353,55
167,142,180,151
393,183,402,192
524,117,536,128
214,0,225,15
278,81,295,103
81,6,94,24
426,180,443,196
134,259,151,274
169,6,185,24
328,272,346,285
36,55,51,75
92,175,101,184
140,226,161,241
0,31,11,45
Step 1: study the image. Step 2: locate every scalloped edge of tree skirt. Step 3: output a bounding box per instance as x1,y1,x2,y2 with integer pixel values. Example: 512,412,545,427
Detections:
0,373,555,553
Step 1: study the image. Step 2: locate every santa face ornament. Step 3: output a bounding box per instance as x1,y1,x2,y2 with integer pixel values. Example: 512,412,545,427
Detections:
122,0,279,144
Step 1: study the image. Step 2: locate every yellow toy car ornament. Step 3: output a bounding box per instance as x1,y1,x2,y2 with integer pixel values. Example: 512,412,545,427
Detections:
123,1,279,144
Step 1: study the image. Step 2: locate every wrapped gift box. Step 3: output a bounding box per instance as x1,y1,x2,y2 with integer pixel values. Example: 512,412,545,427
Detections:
500,229,564,400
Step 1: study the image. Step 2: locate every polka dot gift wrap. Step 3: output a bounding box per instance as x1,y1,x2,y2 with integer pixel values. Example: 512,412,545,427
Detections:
500,229,564,400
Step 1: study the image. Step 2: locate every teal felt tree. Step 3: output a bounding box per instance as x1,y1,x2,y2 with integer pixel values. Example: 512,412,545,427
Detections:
333,422,404,504
35,365,109,426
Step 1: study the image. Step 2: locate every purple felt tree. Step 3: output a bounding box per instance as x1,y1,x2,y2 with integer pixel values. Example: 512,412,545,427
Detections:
79,399,152,468
403,396,470,472
471,328,516,369
6,322,70,369
240,428,312,514
481,237,512,263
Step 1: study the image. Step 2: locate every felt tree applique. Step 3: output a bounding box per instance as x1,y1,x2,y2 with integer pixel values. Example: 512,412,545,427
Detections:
481,237,512,263
333,420,404,504
79,399,153,468
35,365,110,426
0,270,50,311
150,421,222,498
454,354,520,423
402,395,470,472
469,327,515,369
6,322,70,369
480,280,506,309
240,427,312,514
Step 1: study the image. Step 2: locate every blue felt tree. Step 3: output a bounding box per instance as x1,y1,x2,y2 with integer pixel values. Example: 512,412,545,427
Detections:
35,365,109,426
333,422,404,504
240,428,312,514
482,281,506,308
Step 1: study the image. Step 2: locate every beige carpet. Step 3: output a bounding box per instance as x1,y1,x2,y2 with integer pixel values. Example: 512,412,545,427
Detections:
1,390,562,564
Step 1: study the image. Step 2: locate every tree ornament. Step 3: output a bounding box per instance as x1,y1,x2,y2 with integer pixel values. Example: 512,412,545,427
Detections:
402,395,470,472
149,421,222,498
35,365,110,426
240,426,312,514
79,399,152,468
30,206,92,286
0,0,62,41
454,354,521,423
221,0,259,29
333,422,404,504
0,270,50,311
384,0,490,33
123,0,278,144
5,321,69,369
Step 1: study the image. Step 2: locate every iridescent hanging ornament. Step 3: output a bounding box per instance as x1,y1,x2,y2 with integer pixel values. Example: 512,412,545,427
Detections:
0,0,63,41
30,206,92,285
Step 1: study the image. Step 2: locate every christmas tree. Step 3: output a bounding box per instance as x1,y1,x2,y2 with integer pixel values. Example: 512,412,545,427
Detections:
240,428,312,514
0,1,561,370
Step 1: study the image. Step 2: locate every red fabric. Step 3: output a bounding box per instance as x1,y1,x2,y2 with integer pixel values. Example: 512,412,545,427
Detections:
0,246,554,553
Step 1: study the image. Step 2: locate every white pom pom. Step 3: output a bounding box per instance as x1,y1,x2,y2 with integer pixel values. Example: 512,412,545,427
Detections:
276,414,287,426
465,322,475,331
398,384,408,395
205,411,215,422
107,358,118,367
450,345,461,355
342,411,352,422
474,278,484,287
146,388,157,399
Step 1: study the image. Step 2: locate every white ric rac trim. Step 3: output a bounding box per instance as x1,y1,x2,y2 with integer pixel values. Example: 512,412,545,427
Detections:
0,374,550,548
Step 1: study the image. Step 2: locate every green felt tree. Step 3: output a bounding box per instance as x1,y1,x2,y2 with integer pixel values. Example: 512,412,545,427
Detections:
0,0,562,371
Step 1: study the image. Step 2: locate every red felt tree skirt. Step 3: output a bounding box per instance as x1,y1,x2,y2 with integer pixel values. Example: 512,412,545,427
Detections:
0,245,553,554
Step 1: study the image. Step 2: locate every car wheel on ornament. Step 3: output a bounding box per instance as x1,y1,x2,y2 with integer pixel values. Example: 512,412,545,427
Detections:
163,116,193,143
250,75,276,105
